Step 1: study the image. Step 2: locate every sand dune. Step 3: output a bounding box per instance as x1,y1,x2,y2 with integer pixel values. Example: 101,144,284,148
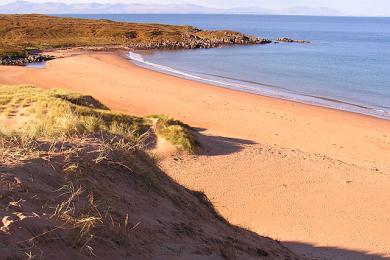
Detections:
0,51,389,259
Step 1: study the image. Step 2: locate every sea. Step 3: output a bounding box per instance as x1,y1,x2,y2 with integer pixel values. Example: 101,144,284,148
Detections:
59,14,390,119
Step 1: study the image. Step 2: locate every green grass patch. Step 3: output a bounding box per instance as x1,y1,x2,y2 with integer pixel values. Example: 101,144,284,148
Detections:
148,114,197,153
0,86,197,153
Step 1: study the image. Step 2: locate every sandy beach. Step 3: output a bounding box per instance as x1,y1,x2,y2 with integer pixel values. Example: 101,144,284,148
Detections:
1,51,389,259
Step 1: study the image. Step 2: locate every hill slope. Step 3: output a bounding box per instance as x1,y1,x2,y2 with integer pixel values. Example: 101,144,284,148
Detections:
0,85,298,259
0,14,270,62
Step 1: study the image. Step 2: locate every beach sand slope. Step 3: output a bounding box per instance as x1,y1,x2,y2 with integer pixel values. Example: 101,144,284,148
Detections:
0,51,389,259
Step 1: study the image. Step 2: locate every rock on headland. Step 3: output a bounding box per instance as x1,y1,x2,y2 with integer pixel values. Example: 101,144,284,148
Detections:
129,32,272,49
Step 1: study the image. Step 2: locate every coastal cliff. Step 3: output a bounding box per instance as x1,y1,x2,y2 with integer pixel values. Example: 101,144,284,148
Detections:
0,14,271,65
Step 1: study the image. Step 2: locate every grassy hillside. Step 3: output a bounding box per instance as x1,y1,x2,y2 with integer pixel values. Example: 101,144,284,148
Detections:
0,14,270,60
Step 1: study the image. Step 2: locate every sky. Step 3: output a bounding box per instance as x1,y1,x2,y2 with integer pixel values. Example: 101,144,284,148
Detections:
1,0,390,16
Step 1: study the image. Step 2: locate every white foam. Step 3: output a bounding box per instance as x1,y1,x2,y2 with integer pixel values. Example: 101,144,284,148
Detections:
127,52,145,62
127,51,254,91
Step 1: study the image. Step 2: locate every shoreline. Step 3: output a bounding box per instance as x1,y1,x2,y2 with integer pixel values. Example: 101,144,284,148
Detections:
0,49,389,160
121,49,390,127
1,49,389,143
125,50,390,121
0,50,390,258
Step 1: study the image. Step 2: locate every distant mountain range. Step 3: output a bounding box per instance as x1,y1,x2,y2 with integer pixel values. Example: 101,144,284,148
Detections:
0,1,343,16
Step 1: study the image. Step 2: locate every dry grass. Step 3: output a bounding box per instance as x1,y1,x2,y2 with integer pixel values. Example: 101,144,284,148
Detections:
0,85,148,139
0,135,149,257
0,135,296,259
0,43,26,58
0,14,256,58
149,114,197,153
0,85,201,256
0,85,197,153
0,99,295,259
51,182,103,247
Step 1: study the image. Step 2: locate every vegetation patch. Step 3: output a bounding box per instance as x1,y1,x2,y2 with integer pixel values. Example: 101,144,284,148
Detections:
148,114,198,153
0,44,26,59
0,14,270,60
0,85,196,153
0,131,295,259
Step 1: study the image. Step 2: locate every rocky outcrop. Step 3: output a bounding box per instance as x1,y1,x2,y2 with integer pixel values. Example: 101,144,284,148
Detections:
0,34,271,66
0,54,54,66
130,33,272,50
1,29,271,66
0,33,270,66
1,15,274,66
276,37,310,43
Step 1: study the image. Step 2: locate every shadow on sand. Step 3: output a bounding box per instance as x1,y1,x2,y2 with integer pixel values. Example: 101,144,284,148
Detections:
193,127,257,156
284,241,389,260
146,126,258,156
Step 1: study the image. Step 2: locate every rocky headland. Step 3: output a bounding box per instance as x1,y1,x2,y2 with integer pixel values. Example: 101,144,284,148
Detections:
0,14,271,66
128,33,272,49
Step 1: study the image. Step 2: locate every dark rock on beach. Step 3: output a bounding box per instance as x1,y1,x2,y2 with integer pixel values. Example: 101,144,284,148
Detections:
0,54,54,66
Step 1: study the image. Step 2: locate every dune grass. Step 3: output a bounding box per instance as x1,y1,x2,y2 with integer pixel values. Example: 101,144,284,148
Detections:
148,114,197,153
0,85,196,153
0,85,148,138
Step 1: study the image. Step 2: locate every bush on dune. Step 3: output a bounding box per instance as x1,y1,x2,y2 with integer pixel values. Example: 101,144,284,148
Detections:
148,114,197,153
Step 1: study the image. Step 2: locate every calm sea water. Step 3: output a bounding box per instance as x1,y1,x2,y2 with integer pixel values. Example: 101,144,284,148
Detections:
60,14,390,119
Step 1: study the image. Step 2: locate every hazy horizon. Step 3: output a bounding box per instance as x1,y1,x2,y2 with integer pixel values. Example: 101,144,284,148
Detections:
1,0,390,17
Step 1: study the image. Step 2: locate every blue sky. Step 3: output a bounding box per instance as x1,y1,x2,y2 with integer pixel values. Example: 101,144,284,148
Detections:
2,0,390,16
